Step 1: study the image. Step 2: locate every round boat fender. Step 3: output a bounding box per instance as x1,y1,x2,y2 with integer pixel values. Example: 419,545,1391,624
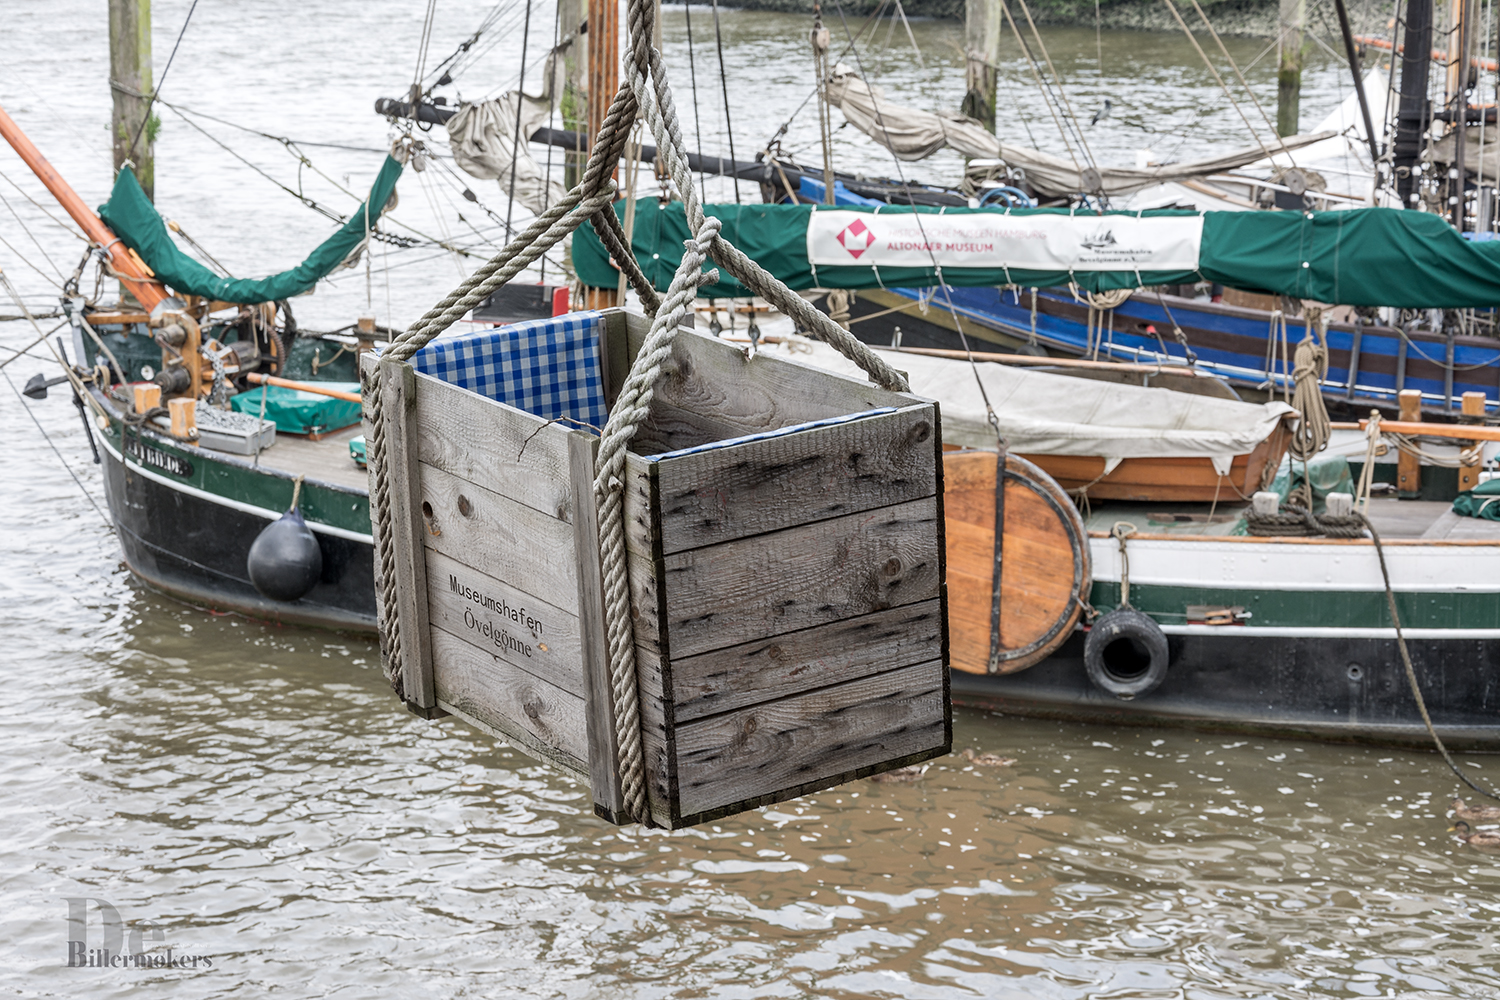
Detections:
1084,609,1170,700
247,507,324,602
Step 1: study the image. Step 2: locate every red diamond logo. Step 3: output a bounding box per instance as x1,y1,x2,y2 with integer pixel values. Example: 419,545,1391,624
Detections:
836,219,876,259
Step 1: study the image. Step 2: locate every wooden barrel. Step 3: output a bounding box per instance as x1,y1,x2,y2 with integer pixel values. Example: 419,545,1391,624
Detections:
943,449,1091,675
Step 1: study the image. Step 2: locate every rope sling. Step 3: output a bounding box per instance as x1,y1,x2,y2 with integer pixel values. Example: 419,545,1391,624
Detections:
365,0,913,825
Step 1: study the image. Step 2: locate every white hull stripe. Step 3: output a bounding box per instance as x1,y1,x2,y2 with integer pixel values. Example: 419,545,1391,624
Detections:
1159,624,1500,639
99,436,375,545
1088,536,1500,593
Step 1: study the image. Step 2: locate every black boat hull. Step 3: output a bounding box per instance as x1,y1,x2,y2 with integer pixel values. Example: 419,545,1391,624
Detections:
954,630,1500,751
97,426,377,634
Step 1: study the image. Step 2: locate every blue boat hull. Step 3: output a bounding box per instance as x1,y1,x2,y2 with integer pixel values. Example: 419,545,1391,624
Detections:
848,286,1500,415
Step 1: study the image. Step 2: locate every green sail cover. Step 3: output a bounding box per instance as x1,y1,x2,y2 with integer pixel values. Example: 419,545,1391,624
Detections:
99,156,404,305
575,200,1500,308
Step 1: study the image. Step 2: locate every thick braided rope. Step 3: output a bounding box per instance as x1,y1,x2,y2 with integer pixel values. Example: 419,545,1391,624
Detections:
594,219,722,823
573,0,914,821
621,0,909,393
591,205,663,315
367,82,641,698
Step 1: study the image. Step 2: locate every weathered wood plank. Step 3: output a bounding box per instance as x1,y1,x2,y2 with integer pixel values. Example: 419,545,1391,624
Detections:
425,548,585,698
660,496,942,659
570,432,628,822
381,357,438,712
667,599,944,723
650,404,938,554
673,659,949,820
632,328,916,455
635,643,679,828
413,369,579,522
418,461,579,614
430,627,590,781
621,454,659,561
625,547,665,658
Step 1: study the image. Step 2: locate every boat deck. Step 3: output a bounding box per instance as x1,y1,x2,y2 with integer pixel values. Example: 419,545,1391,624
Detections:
1085,497,1500,542
201,423,368,492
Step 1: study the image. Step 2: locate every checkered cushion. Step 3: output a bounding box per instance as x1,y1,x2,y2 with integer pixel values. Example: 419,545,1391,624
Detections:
410,311,608,431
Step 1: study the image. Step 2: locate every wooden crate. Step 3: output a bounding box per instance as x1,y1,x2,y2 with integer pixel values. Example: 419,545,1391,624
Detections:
364,309,950,828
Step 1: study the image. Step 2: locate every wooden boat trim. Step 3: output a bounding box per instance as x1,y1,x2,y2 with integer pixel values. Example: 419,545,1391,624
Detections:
1085,530,1500,546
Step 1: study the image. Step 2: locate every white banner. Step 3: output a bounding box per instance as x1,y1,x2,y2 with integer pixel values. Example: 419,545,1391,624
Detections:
806,210,1204,272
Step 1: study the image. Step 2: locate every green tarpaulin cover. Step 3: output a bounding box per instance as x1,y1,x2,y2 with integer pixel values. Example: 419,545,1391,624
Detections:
230,383,362,436
575,200,1500,307
99,156,403,305
1453,477,1500,519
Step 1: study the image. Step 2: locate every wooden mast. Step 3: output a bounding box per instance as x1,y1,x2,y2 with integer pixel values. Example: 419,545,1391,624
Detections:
108,0,155,201
583,0,621,310
0,103,166,312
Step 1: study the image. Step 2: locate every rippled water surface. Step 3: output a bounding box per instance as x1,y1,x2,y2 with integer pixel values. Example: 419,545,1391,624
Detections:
4,1,1498,996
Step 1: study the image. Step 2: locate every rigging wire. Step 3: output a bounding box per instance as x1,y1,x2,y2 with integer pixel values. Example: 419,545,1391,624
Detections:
1010,0,1099,173
126,0,202,163
684,3,709,203
997,0,1084,171
0,169,89,241
507,0,535,238
827,0,1004,436
710,0,742,202
1158,0,1283,163
1184,0,1293,163
541,0,562,284
0,188,65,280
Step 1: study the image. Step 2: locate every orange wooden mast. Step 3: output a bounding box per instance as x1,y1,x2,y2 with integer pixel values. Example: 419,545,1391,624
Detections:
0,102,167,311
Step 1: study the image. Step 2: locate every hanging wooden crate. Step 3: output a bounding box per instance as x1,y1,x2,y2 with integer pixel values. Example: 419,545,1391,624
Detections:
363,308,950,828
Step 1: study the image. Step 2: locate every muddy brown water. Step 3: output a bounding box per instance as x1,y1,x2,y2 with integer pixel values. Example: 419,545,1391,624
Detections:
3,2,1496,996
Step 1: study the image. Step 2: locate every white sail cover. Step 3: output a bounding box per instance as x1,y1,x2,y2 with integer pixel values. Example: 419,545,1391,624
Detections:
823,67,1337,199
446,46,567,215
806,209,1205,271
776,339,1294,465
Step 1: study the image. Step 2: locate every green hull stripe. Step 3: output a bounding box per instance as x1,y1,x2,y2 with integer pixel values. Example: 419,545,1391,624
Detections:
1090,581,1500,630
100,420,370,536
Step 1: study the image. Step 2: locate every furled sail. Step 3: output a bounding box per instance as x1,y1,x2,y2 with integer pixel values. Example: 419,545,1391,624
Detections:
823,68,1337,199
99,154,403,305
446,44,567,215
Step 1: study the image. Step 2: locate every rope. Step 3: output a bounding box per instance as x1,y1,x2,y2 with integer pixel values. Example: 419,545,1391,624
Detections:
1111,522,1136,608
368,3,911,826
126,0,202,162
1246,503,1365,537
1361,514,1500,800
708,0,742,203
1286,314,1331,510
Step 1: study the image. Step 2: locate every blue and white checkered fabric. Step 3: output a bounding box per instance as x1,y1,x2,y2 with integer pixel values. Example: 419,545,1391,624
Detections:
411,311,608,431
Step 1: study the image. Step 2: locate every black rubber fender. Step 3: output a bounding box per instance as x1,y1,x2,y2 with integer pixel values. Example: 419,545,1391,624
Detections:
247,508,323,602
1084,608,1170,700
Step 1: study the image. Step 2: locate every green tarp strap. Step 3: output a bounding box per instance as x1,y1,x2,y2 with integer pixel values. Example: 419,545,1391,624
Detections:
1453,477,1500,520
99,155,404,305
574,200,1500,308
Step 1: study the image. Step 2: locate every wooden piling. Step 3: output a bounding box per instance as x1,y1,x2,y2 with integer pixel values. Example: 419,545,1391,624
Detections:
1277,0,1305,137
108,0,154,200
962,0,1000,132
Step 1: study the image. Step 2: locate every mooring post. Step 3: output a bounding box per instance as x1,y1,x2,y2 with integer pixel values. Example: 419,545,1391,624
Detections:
1277,0,1305,137
962,0,1000,132
108,0,154,200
